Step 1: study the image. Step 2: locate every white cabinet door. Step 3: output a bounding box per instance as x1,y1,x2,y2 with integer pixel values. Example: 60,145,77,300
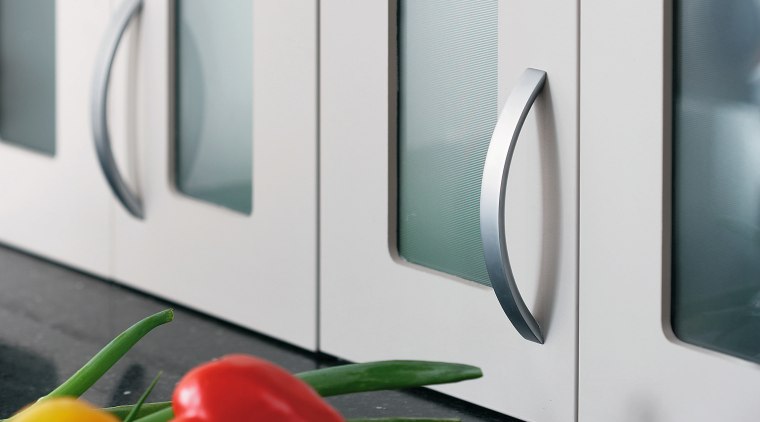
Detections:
102,0,318,350
580,1,760,420
0,0,112,277
320,1,578,420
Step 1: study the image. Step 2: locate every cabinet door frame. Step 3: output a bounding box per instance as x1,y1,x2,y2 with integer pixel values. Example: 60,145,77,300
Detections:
579,0,760,420
320,1,579,420
108,0,319,350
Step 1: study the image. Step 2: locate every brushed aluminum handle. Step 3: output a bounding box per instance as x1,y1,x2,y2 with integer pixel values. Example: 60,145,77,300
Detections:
91,0,144,219
480,68,547,344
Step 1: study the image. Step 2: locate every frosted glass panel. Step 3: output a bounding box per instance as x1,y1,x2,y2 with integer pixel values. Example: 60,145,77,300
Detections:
0,0,56,155
176,0,252,214
397,0,498,286
672,0,760,363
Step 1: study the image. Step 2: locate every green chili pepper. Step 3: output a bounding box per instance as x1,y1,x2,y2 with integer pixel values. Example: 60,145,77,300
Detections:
40,309,173,401
347,419,460,422
297,360,482,397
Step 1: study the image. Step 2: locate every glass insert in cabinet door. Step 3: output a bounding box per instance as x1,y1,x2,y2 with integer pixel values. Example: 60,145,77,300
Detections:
672,0,760,362
175,0,252,214
0,0,56,156
397,0,498,286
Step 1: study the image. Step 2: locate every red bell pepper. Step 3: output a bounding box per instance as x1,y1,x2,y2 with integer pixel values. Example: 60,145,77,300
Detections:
172,354,344,422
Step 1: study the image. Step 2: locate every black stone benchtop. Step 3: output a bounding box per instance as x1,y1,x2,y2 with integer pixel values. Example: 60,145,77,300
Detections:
0,246,518,421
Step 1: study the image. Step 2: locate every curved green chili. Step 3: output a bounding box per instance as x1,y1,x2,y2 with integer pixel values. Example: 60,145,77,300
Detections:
41,309,174,401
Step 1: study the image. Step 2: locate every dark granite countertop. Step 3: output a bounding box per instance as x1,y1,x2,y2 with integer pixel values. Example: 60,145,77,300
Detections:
0,246,518,421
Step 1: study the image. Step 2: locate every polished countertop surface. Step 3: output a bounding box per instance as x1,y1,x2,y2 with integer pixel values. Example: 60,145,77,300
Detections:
0,246,517,421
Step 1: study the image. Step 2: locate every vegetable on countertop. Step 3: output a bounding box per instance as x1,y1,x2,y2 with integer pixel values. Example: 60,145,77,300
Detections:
298,360,482,397
104,402,172,421
172,354,344,422
122,359,484,422
0,308,482,422
12,398,119,422
40,309,174,402
122,372,162,422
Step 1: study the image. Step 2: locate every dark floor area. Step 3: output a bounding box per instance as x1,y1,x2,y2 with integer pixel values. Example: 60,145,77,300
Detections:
0,246,517,421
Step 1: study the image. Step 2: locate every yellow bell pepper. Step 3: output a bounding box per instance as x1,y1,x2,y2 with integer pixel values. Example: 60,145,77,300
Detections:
13,398,119,422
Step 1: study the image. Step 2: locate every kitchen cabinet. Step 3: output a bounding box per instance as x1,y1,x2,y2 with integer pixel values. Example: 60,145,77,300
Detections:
100,0,319,349
0,0,318,350
320,1,578,420
580,0,760,420
0,0,113,277
3,0,760,420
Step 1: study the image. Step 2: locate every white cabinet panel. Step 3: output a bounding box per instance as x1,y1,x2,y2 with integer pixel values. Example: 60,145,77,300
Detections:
580,1,760,420
320,1,578,420
0,0,112,277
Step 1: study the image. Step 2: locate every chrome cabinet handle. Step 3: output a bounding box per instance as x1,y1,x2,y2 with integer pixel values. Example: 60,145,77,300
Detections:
91,0,144,219
480,68,547,344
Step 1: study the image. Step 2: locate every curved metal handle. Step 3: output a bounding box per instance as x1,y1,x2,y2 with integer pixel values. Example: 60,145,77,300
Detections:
91,0,144,219
480,68,547,344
